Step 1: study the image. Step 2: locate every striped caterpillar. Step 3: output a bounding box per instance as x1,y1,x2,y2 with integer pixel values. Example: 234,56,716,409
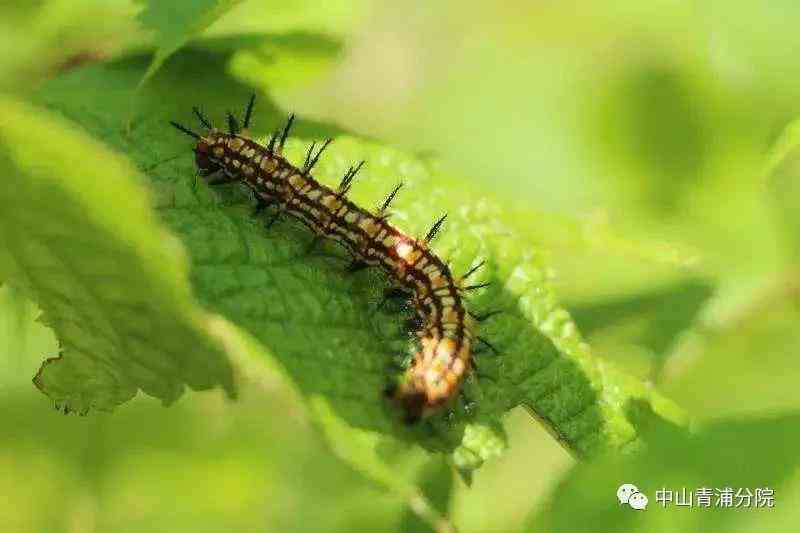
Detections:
171,95,494,422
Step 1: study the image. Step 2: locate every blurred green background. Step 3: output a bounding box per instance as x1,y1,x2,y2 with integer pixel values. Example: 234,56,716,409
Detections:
1,1,799,532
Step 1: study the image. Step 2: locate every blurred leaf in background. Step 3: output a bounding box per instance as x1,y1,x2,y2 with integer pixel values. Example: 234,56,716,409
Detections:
0,0,142,94
531,414,800,533
0,375,409,533
568,278,714,380
0,285,58,387
299,0,796,288
765,117,800,262
135,0,244,88
530,416,800,532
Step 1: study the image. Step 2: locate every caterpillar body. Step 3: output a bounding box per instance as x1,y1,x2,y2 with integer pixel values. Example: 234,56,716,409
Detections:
171,96,490,422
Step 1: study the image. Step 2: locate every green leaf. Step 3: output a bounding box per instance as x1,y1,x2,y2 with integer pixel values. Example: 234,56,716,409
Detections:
765,117,800,261
310,398,456,532
229,32,342,93
661,293,800,419
529,413,800,532
400,456,454,533
31,43,684,475
135,0,243,89
0,1,142,93
568,279,714,379
569,280,714,354
204,0,370,38
0,94,235,412
0,285,59,386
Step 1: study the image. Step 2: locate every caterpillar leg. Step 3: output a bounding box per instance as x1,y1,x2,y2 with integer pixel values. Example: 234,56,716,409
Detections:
344,259,368,274
404,315,424,332
251,191,277,216
206,171,238,185
195,169,235,192
265,208,284,229
469,309,504,322
378,287,412,311
252,198,268,216
457,387,476,415
302,235,331,258
475,336,500,355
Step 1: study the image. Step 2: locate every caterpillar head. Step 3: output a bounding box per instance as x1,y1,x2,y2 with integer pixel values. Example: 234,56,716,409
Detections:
389,337,467,423
388,383,428,424
170,118,224,176
193,136,218,174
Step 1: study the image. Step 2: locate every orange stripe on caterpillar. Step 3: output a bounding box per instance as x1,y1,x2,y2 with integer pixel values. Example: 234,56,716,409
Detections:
172,96,488,423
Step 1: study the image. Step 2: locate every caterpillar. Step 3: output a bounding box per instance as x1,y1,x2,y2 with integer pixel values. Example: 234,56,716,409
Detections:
171,95,494,422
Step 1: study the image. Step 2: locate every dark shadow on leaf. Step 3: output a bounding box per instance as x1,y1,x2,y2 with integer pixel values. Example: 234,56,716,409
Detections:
567,278,714,379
